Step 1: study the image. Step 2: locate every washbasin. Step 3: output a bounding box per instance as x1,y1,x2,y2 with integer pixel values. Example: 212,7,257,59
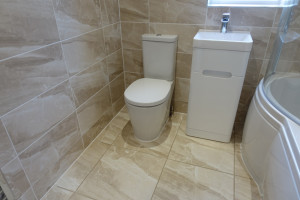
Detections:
193,30,253,51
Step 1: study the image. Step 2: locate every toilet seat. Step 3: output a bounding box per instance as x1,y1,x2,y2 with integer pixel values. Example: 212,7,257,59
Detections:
125,78,172,107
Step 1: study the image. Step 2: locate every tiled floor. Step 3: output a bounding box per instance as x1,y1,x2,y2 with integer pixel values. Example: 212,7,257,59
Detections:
42,107,261,200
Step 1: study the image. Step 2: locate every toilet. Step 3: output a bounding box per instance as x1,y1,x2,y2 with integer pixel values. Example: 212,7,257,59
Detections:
124,34,178,142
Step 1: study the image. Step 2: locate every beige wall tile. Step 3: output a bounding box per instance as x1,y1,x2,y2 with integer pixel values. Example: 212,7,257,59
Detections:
62,29,106,76
173,101,188,113
121,22,149,49
109,73,125,103
99,0,120,26
70,60,109,107
0,158,30,199
150,23,202,53
206,7,231,27
0,0,59,60
77,86,113,147
175,53,192,78
0,43,68,117
107,50,124,81
174,78,190,102
0,120,16,168
112,95,125,116
235,85,256,124
119,0,149,22
149,0,206,24
53,0,101,40
123,49,144,73
125,72,143,88
19,112,83,199
3,81,75,153
103,23,122,55
244,59,263,86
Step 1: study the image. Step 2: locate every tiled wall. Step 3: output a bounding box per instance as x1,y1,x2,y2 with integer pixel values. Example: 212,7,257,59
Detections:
0,0,124,199
119,0,299,126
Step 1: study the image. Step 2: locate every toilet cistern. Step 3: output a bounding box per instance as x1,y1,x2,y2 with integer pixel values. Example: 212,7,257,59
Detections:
221,13,230,33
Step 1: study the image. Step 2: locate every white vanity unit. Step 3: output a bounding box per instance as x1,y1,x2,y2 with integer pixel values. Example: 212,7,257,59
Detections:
187,31,253,142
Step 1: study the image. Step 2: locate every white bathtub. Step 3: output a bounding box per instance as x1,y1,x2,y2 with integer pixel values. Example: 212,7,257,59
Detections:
241,76,300,200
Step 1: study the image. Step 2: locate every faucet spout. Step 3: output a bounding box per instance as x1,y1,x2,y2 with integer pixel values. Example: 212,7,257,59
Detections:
220,13,230,33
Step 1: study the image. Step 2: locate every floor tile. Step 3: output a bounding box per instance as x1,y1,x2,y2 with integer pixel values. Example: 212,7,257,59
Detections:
169,128,234,174
152,160,234,200
77,146,166,200
112,113,183,158
235,176,261,200
41,186,73,200
69,193,95,200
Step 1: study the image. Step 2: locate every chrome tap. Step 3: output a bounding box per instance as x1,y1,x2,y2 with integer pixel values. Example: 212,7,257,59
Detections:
221,13,230,33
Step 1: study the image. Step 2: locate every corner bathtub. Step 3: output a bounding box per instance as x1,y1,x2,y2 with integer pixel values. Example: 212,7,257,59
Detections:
241,75,300,200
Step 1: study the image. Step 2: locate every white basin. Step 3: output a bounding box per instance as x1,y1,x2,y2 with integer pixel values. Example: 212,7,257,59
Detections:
193,30,253,51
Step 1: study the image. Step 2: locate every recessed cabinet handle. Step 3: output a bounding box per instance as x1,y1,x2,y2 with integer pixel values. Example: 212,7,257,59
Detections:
202,70,232,78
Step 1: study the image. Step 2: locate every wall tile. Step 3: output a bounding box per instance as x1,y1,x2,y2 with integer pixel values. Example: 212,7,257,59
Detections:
121,22,149,49
112,95,125,116
0,43,68,116
99,0,120,26
174,78,190,102
206,7,231,27
0,120,16,168
19,112,83,199
244,59,263,86
125,72,143,88
2,81,75,153
109,73,125,103
77,86,113,147
0,158,30,199
107,50,124,81
119,0,149,22
149,0,206,24
235,85,256,124
174,101,188,113
70,60,109,107
62,29,106,76
150,23,202,53
176,53,192,79
103,23,122,55
53,0,101,40
123,49,143,73
230,8,276,27
0,0,59,60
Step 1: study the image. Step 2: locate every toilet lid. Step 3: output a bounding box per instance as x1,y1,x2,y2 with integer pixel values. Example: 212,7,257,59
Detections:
125,78,173,107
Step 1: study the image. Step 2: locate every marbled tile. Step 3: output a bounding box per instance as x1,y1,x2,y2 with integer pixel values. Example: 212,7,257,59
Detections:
235,85,256,124
18,187,37,200
206,7,231,27
276,60,300,73
0,120,16,168
69,193,94,200
0,0,59,60
152,160,234,200
77,146,166,200
77,86,113,147
174,78,190,102
41,186,73,200
150,23,202,54
53,0,101,40
121,22,149,49
103,23,122,55
235,176,261,200
230,8,276,27
0,43,68,116
123,49,144,73
56,141,109,191
149,0,206,24
99,0,120,26
0,158,30,199
174,101,188,113
125,72,143,88
290,5,300,29
279,28,300,62
62,29,106,76
235,149,251,179
176,53,192,79
119,0,149,22
19,112,83,199
109,73,125,103
244,59,263,86
112,95,125,116
70,60,109,107
169,129,234,174
3,81,75,153
106,50,124,81
113,113,183,158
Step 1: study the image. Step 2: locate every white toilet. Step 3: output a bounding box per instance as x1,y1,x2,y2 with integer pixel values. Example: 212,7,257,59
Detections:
124,34,178,142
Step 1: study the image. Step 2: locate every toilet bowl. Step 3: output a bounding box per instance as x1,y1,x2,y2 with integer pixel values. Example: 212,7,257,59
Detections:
124,34,178,142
